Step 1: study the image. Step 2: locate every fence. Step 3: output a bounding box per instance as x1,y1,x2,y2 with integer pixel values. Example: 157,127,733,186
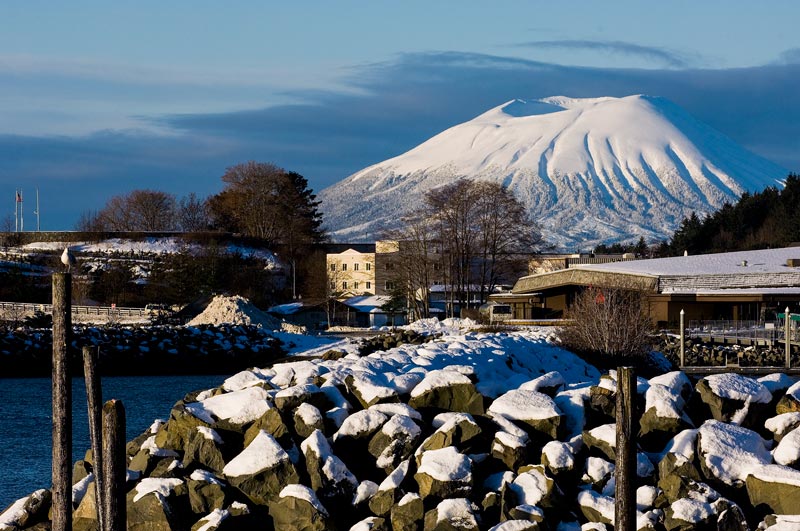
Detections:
0,301,148,319
687,319,800,345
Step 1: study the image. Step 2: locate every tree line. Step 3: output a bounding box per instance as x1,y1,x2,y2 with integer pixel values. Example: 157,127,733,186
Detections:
665,173,800,255
78,162,326,250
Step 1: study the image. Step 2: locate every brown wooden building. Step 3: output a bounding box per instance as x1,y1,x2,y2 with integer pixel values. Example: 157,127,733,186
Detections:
493,247,800,326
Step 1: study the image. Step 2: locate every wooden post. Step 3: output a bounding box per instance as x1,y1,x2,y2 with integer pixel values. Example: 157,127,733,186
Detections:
51,273,72,531
82,346,104,531
787,307,792,370
102,400,126,531
679,309,685,368
615,367,636,531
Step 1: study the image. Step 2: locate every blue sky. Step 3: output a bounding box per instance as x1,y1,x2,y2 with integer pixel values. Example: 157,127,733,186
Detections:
2,1,799,229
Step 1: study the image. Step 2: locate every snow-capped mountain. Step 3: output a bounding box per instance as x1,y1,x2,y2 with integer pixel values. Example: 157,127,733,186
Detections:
319,95,786,249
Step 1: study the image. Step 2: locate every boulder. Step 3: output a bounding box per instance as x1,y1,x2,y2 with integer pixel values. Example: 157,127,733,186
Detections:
346,373,400,408
696,374,771,428
350,516,390,530
186,470,228,515
408,369,484,415
274,384,328,414
222,430,299,505
130,435,181,476
502,465,559,520
418,413,481,454
369,460,412,517
293,403,324,439
268,484,331,531
639,372,694,444
519,371,565,397
776,380,800,415
696,420,770,488
126,478,187,531
745,464,800,514
491,431,529,471
488,389,561,440
588,378,616,421
242,406,289,447
155,403,212,452
415,447,473,500
541,441,576,477
184,386,273,432
423,498,481,531
488,521,539,531
656,429,702,503
582,424,616,460
189,508,229,531
300,430,358,507
183,427,227,474
390,493,424,531
0,489,51,530
576,489,614,526
369,414,422,470
773,427,800,467
765,412,800,443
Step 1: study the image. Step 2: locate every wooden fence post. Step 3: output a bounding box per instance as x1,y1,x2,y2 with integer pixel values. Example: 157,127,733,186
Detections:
82,346,104,531
52,273,72,531
679,309,685,368
786,307,792,370
615,366,636,531
102,399,126,531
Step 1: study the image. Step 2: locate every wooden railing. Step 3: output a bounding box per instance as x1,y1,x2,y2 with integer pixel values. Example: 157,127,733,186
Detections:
0,301,148,318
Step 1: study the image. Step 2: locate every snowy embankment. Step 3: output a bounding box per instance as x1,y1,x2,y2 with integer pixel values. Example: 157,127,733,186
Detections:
4,326,800,530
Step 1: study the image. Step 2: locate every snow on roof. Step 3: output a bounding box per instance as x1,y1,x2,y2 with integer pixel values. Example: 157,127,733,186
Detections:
343,295,391,312
267,302,305,315
575,246,800,277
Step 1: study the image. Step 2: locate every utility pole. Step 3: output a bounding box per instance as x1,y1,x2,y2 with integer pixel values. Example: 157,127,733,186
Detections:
34,188,40,232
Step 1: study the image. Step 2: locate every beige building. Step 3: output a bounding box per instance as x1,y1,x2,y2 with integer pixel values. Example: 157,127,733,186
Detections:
325,240,401,298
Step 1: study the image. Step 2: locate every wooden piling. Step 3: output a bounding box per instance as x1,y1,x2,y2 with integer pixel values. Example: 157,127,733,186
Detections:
102,399,126,531
615,366,636,531
82,345,104,531
51,273,72,531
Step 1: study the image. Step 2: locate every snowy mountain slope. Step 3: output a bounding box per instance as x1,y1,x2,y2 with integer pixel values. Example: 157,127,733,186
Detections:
319,95,786,248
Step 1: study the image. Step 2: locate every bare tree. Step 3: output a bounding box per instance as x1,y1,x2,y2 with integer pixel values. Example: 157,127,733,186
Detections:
177,193,210,232
407,179,543,317
87,190,178,231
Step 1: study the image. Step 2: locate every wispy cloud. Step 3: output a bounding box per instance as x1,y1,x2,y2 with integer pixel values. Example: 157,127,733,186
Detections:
513,40,697,69
2,51,799,229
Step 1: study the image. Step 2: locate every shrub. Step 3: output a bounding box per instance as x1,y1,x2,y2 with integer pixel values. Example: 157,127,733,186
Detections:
559,287,655,364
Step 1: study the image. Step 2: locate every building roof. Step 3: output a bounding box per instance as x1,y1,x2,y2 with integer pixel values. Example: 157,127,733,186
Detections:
513,247,800,296
574,247,800,276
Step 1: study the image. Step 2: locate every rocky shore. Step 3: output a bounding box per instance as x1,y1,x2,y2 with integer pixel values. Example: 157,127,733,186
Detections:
4,328,800,530
0,324,285,377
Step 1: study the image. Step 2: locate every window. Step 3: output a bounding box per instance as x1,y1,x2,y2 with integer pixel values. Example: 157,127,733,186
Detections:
366,263,371,271
330,263,336,271
342,263,348,271
354,263,359,271
342,281,348,290
385,262,394,271
354,281,359,290
385,281,395,290
330,281,336,290
366,282,371,290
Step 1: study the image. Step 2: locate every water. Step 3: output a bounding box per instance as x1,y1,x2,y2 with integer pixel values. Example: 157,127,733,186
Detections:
0,374,226,509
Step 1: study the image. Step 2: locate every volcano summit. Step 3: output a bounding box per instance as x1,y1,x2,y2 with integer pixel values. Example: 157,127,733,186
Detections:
319,95,785,248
